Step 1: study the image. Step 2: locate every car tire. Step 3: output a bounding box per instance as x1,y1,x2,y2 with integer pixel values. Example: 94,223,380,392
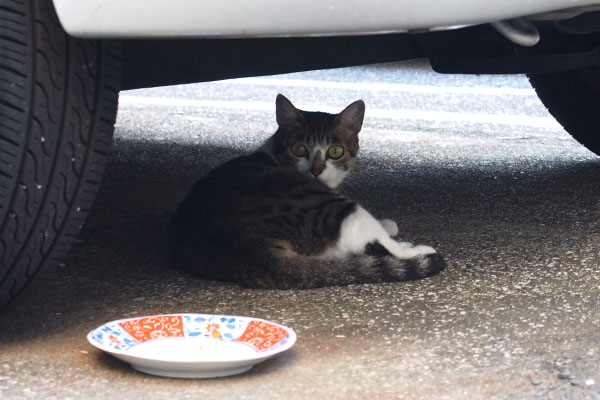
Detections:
528,66,600,156
0,0,121,308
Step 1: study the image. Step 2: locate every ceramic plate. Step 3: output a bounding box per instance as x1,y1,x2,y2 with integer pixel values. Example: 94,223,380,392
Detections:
87,313,296,378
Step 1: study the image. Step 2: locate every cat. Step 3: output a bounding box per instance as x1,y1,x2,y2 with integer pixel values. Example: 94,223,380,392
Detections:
169,94,446,289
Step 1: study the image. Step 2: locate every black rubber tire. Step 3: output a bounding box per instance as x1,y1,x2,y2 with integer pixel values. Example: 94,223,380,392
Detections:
0,0,121,309
528,66,600,156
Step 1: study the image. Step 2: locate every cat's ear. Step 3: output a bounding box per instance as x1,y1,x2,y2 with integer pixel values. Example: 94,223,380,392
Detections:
334,100,365,135
276,94,305,127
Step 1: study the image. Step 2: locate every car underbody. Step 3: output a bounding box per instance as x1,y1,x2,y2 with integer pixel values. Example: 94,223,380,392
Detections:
119,18,600,90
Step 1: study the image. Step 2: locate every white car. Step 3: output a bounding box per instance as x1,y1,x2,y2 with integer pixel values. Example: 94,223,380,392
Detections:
0,0,599,308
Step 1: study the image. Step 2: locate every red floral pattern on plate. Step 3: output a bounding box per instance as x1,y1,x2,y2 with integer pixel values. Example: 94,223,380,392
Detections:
236,321,288,351
119,315,184,343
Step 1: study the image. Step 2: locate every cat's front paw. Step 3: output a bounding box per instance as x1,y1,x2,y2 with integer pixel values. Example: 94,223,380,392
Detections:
379,219,399,237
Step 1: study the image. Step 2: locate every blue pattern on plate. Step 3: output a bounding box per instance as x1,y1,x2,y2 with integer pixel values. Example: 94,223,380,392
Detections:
90,323,139,351
182,314,251,342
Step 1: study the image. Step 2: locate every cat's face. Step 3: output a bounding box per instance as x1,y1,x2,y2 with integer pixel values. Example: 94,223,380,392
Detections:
267,94,365,188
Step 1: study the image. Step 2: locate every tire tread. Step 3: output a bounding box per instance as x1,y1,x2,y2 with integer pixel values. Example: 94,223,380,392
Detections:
0,0,121,307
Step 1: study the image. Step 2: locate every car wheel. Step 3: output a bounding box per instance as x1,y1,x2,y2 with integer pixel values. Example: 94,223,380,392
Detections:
0,0,121,308
528,66,600,156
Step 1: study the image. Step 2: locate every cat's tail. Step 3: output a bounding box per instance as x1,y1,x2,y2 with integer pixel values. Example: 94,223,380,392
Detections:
235,241,446,289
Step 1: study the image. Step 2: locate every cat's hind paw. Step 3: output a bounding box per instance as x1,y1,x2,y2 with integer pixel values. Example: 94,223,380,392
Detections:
379,219,399,237
388,251,446,281
416,252,446,278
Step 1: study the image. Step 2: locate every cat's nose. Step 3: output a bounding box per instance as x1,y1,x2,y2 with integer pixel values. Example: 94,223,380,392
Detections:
310,157,325,177
310,165,324,177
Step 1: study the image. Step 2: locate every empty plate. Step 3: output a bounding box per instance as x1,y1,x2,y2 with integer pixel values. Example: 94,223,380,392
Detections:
87,313,296,378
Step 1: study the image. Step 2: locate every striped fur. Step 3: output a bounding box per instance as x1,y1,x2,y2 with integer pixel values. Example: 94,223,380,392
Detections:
169,95,446,288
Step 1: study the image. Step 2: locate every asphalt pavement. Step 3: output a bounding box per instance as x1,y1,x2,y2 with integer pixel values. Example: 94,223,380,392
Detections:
1,60,599,399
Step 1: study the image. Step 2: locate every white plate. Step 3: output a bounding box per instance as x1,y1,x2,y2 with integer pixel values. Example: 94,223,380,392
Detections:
87,313,296,378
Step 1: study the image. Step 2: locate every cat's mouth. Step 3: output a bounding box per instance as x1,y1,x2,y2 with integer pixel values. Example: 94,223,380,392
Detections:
309,171,325,181
316,174,341,189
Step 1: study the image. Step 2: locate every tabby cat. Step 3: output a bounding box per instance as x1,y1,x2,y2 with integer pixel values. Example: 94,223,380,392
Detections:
169,94,446,289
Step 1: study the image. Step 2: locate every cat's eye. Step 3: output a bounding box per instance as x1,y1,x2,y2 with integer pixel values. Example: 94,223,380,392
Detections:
291,143,308,158
327,145,344,159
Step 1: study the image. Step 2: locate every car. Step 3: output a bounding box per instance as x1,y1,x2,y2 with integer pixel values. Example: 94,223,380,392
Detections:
1,0,599,309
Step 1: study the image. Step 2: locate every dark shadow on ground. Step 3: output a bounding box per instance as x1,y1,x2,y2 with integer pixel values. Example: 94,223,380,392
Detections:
1,137,598,341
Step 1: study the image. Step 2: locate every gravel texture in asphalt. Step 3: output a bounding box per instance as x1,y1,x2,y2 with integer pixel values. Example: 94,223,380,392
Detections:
1,61,599,399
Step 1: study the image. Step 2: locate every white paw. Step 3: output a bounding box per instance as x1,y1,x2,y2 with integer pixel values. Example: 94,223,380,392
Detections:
414,245,437,255
379,219,399,237
384,240,437,259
